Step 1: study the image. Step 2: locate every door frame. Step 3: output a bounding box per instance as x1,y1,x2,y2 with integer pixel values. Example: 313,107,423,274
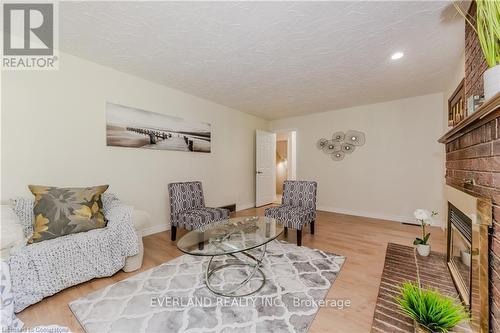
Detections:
273,129,297,182
255,130,277,207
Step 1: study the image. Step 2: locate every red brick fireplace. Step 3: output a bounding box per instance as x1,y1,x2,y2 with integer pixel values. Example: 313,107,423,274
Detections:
441,99,499,332
439,3,500,331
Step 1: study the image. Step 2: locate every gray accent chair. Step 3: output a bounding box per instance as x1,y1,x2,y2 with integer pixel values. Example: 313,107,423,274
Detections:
168,181,230,241
264,180,317,246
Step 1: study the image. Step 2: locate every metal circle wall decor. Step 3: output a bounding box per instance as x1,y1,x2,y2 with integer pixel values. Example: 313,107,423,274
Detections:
331,151,345,161
332,131,345,143
316,138,329,150
317,130,365,162
322,140,339,154
341,143,355,154
345,130,366,146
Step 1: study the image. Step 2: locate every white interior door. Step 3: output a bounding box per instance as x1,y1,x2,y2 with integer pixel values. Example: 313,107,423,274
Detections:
256,130,276,207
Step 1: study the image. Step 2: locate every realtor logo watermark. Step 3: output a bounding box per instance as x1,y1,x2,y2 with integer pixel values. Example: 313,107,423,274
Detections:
150,296,352,310
2,2,59,70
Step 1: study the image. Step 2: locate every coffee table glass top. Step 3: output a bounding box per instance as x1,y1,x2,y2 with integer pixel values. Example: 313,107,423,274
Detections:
177,216,283,256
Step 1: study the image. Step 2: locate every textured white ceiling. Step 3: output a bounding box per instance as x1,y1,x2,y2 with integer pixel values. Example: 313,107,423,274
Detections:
59,1,464,120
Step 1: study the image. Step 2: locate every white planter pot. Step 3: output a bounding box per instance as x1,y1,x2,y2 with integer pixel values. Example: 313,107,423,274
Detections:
484,65,500,100
416,244,431,257
461,250,471,267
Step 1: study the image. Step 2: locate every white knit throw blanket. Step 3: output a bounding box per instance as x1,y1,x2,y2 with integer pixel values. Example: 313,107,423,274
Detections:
9,193,139,313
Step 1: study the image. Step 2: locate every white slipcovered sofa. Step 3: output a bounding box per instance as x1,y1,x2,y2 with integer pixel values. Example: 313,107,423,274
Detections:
1,193,148,313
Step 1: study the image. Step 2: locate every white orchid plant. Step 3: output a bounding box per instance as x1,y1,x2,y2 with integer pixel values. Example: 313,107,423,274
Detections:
413,209,438,246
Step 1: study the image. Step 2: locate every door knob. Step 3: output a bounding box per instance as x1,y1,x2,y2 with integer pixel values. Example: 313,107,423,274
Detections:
256,171,263,174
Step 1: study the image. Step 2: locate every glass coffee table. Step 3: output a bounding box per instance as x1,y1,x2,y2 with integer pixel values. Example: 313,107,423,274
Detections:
177,216,283,297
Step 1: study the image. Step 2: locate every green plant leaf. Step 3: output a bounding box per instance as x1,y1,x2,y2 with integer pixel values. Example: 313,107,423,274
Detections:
476,0,500,67
413,238,423,245
423,233,431,244
395,282,469,332
454,0,500,68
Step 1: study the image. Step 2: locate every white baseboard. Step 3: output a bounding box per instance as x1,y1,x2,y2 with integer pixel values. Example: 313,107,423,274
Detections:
142,224,169,237
236,202,255,211
141,206,443,237
142,203,256,237
316,205,442,227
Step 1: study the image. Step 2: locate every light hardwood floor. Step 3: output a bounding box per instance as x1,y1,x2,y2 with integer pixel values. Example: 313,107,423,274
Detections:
17,207,446,333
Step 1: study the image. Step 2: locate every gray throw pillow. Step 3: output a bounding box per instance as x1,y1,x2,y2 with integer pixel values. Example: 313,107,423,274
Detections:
27,185,109,243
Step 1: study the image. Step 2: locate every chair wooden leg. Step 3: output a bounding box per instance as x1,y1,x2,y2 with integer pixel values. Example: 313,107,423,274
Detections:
310,220,315,235
171,226,177,241
297,229,302,246
284,227,288,237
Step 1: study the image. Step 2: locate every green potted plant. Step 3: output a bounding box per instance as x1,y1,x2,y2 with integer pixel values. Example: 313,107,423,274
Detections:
454,0,500,100
396,282,469,333
413,209,437,256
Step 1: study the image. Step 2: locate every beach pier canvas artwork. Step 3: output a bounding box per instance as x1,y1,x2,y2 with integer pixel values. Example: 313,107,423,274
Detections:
106,103,211,153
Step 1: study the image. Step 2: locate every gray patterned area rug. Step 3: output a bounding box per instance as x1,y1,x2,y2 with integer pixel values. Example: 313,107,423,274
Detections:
69,241,345,333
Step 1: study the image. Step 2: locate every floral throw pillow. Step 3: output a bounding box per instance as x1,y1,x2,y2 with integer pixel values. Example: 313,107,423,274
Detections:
27,185,109,243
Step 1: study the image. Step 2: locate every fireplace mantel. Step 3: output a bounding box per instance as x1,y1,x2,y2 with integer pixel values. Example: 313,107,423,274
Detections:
439,92,500,144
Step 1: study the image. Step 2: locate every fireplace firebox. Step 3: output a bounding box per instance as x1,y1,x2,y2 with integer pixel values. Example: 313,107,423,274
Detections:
447,203,472,306
445,185,492,333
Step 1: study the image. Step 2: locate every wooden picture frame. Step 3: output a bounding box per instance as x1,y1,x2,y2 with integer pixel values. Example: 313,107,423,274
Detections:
448,79,465,127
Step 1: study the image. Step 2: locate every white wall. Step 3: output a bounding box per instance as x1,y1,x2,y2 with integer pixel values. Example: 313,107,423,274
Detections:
271,93,445,226
0,52,453,230
1,52,268,234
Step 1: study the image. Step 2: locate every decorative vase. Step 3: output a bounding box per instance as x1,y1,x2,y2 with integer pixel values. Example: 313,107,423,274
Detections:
416,244,431,257
483,65,500,100
461,250,471,267
414,321,430,333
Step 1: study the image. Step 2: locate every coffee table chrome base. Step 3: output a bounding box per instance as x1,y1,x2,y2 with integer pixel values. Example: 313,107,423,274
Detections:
205,244,267,297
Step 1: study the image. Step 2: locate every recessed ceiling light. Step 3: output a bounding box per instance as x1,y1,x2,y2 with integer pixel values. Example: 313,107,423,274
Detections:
391,52,404,60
